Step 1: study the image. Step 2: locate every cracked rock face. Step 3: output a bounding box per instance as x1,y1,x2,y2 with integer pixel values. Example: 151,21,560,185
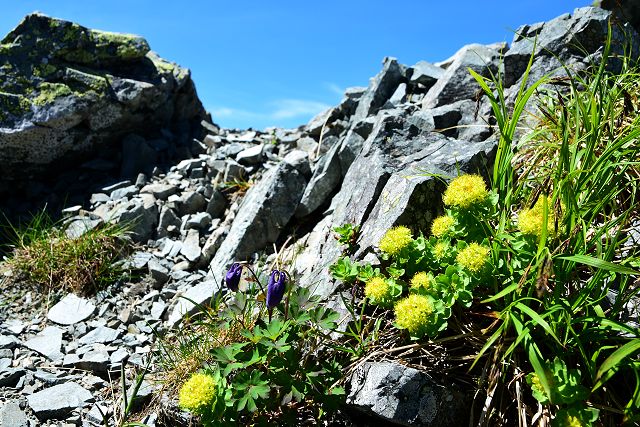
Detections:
0,13,207,190
347,361,468,426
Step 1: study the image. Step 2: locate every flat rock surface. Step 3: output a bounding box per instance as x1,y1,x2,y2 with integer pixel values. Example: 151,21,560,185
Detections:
47,293,96,325
27,382,93,420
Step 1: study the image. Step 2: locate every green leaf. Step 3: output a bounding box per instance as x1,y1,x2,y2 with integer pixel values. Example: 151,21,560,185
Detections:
593,339,640,391
557,254,639,275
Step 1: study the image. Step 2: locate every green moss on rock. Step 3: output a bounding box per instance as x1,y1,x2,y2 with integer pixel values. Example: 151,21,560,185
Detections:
32,82,73,106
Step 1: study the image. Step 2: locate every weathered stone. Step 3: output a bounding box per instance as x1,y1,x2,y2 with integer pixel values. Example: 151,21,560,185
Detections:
0,368,26,387
352,57,406,123
180,229,201,262
185,212,212,230
110,185,138,201
48,293,96,325
0,334,20,349
0,13,206,189
223,160,247,181
295,139,342,218
179,191,206,216
283,149,312,178
206,189,227,218
78,326,120,345
167,280,218,326
423,43,505,108
23,326,64,360
141,183,178,200
209,161,307,277
157,206,181,238
27,382,93,420
347,361,468,427
236,144,264,165
408,60,444,89
0,401,29,427
75,350,110,375
64,216,103,239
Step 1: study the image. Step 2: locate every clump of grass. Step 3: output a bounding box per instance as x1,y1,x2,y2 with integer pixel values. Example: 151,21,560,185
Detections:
2,210,130,294
219,177,252,197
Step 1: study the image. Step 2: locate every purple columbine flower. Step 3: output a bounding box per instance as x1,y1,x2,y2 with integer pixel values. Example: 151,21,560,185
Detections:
225,262,243,291
266,270,287,309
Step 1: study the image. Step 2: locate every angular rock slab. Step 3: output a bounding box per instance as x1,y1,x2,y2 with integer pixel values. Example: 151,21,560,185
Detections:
23,326,64,360
0,401,29,427
209,161,306,278
27,382,93,420
47,293,96,325
167,279,218,327
422,42,505,108
347,361,468,427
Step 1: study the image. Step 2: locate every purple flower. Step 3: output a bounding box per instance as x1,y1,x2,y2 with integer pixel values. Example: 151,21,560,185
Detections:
224,263,243,291
266,270,287,309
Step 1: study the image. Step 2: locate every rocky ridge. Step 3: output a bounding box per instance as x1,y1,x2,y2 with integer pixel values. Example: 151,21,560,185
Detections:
0,6,637,426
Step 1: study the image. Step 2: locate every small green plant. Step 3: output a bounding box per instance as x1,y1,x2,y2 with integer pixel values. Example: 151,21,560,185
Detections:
333,223,360,253
2,210,130,294
162,263,345,425
219,177,252,197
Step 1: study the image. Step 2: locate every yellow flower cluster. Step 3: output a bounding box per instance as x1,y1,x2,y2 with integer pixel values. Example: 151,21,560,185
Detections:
431,215,454,237
433,241,449,260
456,242,490,273
394,294,434,335
528,373,546,398
179,373,217,414
378,226,413,255
517,196,557,238
410,272,435,292
563,415,584,427
443,174,488,209
364,277,390,301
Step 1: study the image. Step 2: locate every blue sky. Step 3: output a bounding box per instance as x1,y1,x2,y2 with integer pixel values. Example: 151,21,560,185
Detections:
0,1,588,130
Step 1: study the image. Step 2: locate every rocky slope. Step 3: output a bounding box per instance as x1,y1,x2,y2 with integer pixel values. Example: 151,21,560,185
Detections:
0,5,637,426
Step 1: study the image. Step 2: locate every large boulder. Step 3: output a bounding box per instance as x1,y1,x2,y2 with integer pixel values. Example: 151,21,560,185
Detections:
0,13,207,190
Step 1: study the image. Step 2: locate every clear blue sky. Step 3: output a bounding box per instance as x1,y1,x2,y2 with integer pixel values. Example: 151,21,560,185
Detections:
0,1,588,130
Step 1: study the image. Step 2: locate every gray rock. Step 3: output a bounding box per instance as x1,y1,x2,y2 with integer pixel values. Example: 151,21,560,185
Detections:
352,57,405,123
48,293,96,325
0,14,206,186
110,196,158,242
423,43,505,108
123,251,153,270
295,139,342,218
180,229,201,262
167,280,218,326
157,206,181,237
150,301,166,320
236,144,264,165
2,319,25,335
0,367,26,387
75,350,110,375
0,401,29,427
23,326,64,360
296,136,319,157
110,185,139,201
408,60,444,89
347,361,467,427
185,212,212,230
504,8,637,87
141,183,178,200
148,259,170,286
209,161,307,276
223,160,247,181
0,334,20,349
64,216,103,239
387,82,407,106
102,181,132,195
283,149,312,178
179,191,207,216
206,189,227,218
78,326,120,345
27,382,93,420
